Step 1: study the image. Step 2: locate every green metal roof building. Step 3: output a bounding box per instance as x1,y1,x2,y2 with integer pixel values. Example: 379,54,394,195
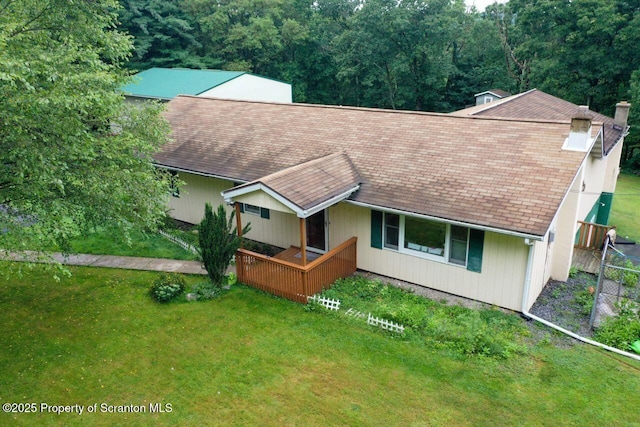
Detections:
121,68,292,103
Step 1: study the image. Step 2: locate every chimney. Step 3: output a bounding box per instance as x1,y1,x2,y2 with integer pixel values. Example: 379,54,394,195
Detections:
564,105,592,151
614,101,631,130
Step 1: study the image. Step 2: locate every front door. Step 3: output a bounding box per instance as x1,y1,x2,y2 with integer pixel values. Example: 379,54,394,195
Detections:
306,210,327,253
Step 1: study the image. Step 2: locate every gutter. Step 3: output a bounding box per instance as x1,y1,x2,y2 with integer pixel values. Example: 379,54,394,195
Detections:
520,238,640,362
347,200,544,241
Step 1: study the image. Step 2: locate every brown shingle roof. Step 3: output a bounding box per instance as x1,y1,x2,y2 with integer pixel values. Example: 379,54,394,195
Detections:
157,95,590,237
224,152,361,214
454,89,622,154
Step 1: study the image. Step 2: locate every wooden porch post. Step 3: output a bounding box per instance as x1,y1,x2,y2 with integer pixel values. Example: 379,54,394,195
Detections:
299,217,307,266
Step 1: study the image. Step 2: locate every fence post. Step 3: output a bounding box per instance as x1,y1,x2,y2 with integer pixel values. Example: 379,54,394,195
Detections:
589,235,610,328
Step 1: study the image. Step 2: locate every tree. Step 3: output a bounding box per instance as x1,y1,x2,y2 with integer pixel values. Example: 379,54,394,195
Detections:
198,204,250,287
118,0,208,70
0,0,171,255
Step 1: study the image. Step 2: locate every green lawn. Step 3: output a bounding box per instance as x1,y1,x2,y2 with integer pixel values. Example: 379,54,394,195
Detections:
1,265,639,426
59,228,198,261
611,173,640,242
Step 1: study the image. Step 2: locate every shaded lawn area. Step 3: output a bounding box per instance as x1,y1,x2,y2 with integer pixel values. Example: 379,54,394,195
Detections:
59,227,198,261
1,265,639,426
610,173,640,242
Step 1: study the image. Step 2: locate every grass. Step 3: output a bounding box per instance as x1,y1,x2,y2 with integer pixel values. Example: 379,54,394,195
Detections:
56,227,198,261
1,264,640,426
610,173,640,242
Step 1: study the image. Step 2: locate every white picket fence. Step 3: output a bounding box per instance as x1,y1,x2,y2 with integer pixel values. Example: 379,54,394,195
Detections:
309,295,405,333
367,313,405,334
158,230,198,254
308,295,341,311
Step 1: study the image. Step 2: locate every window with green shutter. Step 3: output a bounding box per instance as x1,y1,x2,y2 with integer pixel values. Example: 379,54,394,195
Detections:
370,209,484,271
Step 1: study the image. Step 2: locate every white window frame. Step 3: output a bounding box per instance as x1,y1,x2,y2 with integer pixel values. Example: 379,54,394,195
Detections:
383,212,469,267
243,203,261,216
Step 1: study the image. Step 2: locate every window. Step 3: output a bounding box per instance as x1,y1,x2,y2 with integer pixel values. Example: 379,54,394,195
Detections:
449,225,469,265
384,213,399,249
404,217,446,256
382,212,469,266
244,203,261,215
241,203,270,219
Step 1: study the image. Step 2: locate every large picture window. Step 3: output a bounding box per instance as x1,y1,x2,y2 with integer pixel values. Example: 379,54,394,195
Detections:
382,212,469,266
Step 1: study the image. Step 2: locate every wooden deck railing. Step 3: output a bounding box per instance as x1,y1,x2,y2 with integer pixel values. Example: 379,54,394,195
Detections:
236,237,357,303
575,221,612,250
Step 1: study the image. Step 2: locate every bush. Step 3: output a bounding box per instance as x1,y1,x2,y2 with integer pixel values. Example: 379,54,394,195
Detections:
150,273,186,303
319,276,528,359
573,287,595,316
594,299,640,350
191,281,221,301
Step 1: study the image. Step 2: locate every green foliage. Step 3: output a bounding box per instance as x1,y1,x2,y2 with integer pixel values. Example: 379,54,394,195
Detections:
568,266,579,279
0,0,172,256
198,203,250,287
573,287,595,317
119,0,209,69
594,299,640,351
3,264,640,425
606,260,640,288
191,280,221,301
150,273,186,302
321,276,529,358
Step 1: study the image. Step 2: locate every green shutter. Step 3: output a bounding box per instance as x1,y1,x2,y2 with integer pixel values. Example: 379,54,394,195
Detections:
467,229,484,273
260,208,270,219
371,210,383,249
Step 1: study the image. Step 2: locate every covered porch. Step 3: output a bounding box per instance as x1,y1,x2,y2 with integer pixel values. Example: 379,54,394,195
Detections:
223,153,362,303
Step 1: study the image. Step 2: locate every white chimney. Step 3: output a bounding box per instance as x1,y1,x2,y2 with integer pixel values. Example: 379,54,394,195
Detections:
614,101,631,130
563,105,592,151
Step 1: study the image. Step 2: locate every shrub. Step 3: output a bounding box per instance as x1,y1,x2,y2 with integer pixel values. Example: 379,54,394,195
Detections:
573,287,595,316
198,203,250,287
319,276,528,359
191,281,221,301
594,299,640,350
150,273,186,303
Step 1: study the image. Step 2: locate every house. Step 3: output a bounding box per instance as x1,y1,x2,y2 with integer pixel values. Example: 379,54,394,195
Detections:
155,90,630,312
474,89,511,105
120,67,292,103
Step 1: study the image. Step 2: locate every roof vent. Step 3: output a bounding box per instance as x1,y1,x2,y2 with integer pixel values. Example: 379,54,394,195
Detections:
563,106,592,152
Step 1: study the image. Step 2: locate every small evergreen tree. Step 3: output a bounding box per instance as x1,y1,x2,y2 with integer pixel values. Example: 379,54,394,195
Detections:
198,203,250,287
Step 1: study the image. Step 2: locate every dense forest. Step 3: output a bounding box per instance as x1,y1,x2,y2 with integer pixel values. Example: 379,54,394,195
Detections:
118,0,640,165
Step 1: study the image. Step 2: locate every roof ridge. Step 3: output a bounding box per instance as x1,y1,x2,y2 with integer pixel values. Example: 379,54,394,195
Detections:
173,94,590,125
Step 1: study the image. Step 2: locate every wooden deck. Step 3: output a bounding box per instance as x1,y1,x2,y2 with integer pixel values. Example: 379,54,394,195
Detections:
272,246,321,265
236,237,357,303
572,248,603,274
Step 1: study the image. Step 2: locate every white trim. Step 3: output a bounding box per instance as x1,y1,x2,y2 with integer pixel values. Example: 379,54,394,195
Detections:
223,183,360,219
306,209,328,254
350,200,544,241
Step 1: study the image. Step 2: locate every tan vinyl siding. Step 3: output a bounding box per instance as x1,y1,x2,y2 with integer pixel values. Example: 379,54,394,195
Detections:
329,203,529,311
167,172,233,224
240,209,300,249
168,172,300,248
603,141,623,193
234,192,295,214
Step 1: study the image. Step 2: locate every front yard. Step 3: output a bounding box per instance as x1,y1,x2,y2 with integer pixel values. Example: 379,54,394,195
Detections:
1,264,639,426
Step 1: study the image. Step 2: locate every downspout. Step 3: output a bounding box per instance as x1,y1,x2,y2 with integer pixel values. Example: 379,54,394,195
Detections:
520,238,640,361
